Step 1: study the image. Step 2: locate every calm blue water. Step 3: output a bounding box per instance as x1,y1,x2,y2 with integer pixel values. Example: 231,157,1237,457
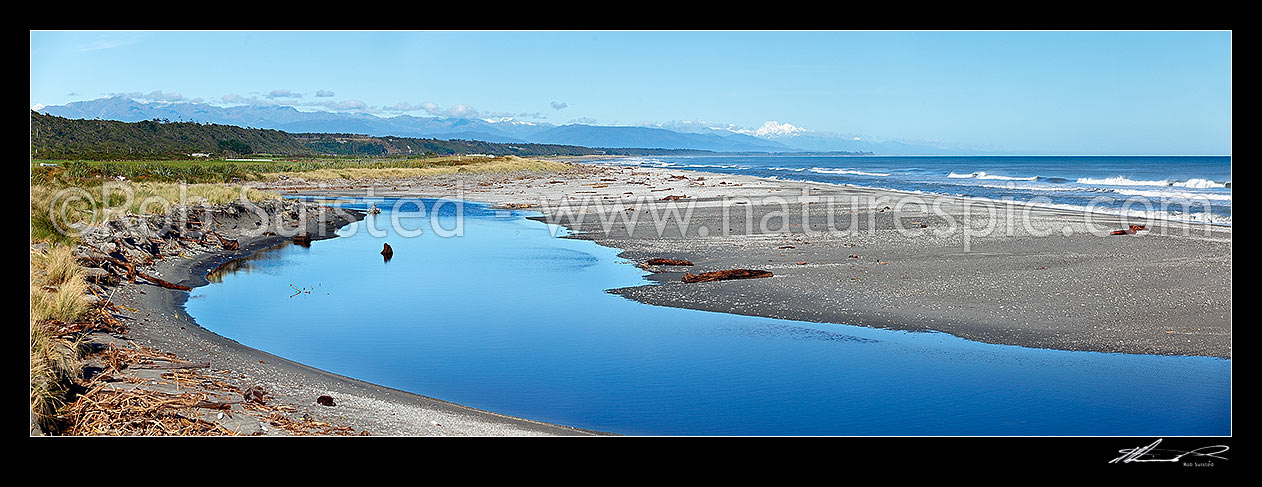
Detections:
592,155,1232,225
186,198,1230,436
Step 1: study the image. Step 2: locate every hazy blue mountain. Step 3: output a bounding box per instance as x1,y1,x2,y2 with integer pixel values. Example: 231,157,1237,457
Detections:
647,120,985,155
528,124,793,152
37,97,979,154
39,98,796,151
758,133,991,155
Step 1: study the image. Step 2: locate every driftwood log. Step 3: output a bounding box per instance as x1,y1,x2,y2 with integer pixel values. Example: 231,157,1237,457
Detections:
81,244,192,291
646,258,696,266
646,258,693,266
682,269,773,283
128,361,211,370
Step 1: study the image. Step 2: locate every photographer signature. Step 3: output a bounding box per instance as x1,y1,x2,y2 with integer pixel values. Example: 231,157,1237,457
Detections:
1109,439,1229,464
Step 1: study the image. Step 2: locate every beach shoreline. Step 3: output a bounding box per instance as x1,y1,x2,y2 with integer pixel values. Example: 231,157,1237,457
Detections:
279,160,1231,359
54,158,1229,435
72,198,608,436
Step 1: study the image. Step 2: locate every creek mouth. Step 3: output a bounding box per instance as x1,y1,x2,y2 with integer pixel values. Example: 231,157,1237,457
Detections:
183,197,1231,436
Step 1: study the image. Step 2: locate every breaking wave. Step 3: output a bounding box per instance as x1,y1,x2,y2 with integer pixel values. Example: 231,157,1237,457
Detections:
1076,176,1230,189
947,171,1039,181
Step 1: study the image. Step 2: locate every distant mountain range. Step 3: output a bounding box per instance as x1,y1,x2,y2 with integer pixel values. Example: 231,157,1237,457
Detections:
37,97,984,155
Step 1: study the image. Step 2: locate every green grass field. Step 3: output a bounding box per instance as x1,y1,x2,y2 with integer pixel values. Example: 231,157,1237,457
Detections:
30,155,563,185
29,155,571,244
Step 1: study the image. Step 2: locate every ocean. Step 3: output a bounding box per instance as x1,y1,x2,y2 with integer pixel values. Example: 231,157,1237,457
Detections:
588,155,1232,225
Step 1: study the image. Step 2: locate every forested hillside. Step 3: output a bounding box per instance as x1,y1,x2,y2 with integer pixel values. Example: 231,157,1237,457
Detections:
30,112,627,160
31,111,313,160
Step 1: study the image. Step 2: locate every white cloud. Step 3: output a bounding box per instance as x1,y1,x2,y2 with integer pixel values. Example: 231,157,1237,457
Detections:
401,101,544,120
750,121,807,138
110,91,191,103
550,101,568,110
315,90,336,97
77,37,140,52
267,89,302,99
333,100,367,110
221,93,266,105
32,103,46,111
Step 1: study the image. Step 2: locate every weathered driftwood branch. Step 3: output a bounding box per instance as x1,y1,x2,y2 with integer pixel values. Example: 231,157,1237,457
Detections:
81,244,191,291
129,361,211,370
682,269,774,283
210,232,239,250
646,258,694,266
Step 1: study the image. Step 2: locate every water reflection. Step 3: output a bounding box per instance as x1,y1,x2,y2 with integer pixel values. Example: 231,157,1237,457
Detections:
188,198,1231,436
206,242,294,283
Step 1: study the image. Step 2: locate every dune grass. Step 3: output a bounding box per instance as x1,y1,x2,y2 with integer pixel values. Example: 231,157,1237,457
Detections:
30,245,88,433
32,155,573,185
268,156,571,181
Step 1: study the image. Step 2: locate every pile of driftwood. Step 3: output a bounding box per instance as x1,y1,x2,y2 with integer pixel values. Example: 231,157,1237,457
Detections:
75,218,244,291
62,346,237,436
61,344,364,436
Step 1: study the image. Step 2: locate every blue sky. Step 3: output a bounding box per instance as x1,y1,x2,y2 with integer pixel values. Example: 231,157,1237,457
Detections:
30,30,1231,155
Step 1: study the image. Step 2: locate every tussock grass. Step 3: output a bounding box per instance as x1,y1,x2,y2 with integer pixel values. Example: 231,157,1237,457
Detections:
29,246,87,433
273,156,571,181
30,277,90,325
36,245,83,287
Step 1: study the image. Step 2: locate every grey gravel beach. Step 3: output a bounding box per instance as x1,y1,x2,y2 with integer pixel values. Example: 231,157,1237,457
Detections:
76,198,606,436
285,161,1231,359
69,160,1229,436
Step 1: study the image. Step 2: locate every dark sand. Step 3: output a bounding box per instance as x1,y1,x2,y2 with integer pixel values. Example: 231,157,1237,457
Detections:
73,161,1228,436
87,200,605,436
288,163,1231,358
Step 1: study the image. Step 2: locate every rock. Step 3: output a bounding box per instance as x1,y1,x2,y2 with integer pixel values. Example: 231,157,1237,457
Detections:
646,258,693,266
83,267,119,286
682,269,774,283
317,395,336,407
381,243,394,258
